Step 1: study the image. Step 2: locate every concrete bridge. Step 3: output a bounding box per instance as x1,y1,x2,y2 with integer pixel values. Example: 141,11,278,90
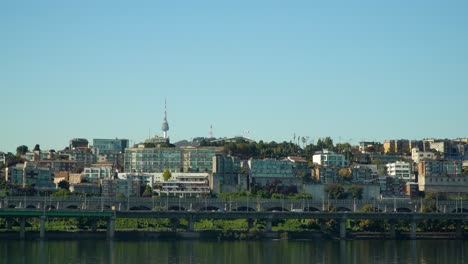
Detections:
1,209,467,240
1,197,467,213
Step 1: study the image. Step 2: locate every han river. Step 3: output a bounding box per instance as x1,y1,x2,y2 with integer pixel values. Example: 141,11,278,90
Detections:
0,239,466,264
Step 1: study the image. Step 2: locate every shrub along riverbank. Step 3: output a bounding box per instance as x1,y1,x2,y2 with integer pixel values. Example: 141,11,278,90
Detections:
0,216,466,240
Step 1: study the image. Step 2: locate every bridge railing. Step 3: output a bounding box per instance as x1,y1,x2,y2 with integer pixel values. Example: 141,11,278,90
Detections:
1,196,465,213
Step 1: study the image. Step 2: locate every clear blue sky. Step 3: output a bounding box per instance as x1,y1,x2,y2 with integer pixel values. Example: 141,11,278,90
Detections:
1,1,467,153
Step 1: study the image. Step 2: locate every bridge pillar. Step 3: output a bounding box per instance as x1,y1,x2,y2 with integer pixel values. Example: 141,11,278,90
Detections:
171,218,179,232
410,220,417,239
389,220,396,239
456,221,464,239
6,218,13,231
320,220,327,233
20,218,26,239
91,219,97,232
107,216,115,239
39,216,46,239
339,219,346,239
265,218,272,232
187,217,194,232
247,218,254,230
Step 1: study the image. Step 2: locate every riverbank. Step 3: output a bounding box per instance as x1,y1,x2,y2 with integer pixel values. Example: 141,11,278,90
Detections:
0,230,465,240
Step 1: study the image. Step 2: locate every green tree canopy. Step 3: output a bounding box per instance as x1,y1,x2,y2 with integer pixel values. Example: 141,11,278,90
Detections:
325,184,346,199
348,185,364,199
33,144,41,151
58,180,70,190
142,185,153,197
163,169,172,181
338,168,352,182
16,145,29,156
52,189,70,198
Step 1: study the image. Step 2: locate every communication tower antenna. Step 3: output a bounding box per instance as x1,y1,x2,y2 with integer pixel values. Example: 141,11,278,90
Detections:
161,98,169,139
210,125,214,139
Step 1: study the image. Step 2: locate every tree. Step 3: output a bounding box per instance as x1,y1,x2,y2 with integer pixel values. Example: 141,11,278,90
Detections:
357,204,384,231
142,185,153,197
325,184,346,199
348,185,364,199
338,168,352,182
52,189,70,198
33,144,41,151
163,169,172,181
58,180,70,190
16,145,29,156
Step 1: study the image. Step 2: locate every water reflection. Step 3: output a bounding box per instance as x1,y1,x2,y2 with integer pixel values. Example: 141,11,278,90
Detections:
1,239,466,264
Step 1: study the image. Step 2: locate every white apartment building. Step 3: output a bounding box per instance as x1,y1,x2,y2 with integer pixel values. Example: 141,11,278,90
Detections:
411,148,435,163
153,173,210,197
386,161,415,182
312,150,348,167
83,165,114,182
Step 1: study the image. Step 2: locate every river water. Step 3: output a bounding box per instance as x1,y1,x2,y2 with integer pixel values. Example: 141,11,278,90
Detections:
0,239,466,264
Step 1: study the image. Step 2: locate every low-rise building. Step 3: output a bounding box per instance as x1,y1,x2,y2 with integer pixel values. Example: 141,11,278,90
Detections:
22,150,54,162
117,172,156,187
57,149,96,167
101,178,141,197
211,155,241,193
248,159,293,178
312,166,340,184
386,161,415,182
37,159,78,172
417,160,466,194
154,173,210,197
7,162,55,191
124,146,222,173
83,164,114,183
418,174,468,194
70,183,100,195
93,138,128,164
417,160,463,177
350,165,374,184
411,148,435,163
312,150,348,167
378,176,406,196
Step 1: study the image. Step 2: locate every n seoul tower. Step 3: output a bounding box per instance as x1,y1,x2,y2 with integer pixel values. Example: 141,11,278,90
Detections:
161,98,169,139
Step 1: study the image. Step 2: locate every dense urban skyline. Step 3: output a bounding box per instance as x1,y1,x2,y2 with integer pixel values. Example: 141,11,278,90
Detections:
1,1,467,153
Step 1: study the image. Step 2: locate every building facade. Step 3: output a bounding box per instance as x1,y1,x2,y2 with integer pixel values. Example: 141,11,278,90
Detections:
83,165,114,183
417,160,463,177
247,159,293,178
211,155,241,193
386,161,415,182
7,163,55,190
101,178,141,197
312,150,348,167
154,173,210,197
93,138,128,164
312,166,340,184
124,146,222,173
350,165,374,184
411,148,435,164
